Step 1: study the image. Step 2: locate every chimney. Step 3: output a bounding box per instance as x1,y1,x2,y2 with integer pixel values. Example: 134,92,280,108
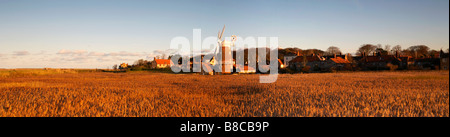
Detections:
333,54,336,58
345,53,348,60
297,51,300,56
373,52,377,56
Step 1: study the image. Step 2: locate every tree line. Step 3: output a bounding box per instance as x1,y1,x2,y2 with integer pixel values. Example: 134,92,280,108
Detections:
114,44,448,70
280,44,448,59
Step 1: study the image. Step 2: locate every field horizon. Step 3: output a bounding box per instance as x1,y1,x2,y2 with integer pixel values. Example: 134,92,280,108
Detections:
0,70,448,117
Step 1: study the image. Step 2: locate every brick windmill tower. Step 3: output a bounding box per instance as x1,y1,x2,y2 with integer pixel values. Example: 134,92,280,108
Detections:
214,25,236,74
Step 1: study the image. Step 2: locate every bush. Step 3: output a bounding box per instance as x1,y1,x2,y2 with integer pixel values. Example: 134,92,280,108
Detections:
313,65,321,72
130,66,145,71
343,64,353,71
279,68,295,74
353,65,362,71
387,63,398,71
301,66,311,73
329,66,337,73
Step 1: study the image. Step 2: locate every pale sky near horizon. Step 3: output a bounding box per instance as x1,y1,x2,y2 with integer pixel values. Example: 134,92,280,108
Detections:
0,0,448,68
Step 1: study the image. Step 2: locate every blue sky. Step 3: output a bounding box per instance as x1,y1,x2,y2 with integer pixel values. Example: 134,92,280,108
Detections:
0,0,448,68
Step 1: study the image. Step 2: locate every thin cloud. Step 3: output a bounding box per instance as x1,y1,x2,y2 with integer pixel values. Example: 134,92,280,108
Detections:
52,49,180,65
66,56,89,62
54,56,90,62
147,49,178,59
53,49,150,65
106,51,145,57
153,49,178,55
57,49,88,55
57,49,147,57
34,50,49,55
0,53,6,60
13,51,30,56
88,52,106,56
97,58,113,62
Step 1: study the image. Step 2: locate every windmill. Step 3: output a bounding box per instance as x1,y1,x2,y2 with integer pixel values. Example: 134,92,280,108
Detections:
213,25,237,74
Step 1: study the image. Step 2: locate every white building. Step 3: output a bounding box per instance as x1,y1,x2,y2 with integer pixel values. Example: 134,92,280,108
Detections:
284,52,301,68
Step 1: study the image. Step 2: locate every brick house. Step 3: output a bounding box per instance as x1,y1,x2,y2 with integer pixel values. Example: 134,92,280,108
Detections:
359,52,402,70
414,58,440,70
151,58,172,69
289,54,325,72
283,52,300,68
326,56,352,71
119,63,129,69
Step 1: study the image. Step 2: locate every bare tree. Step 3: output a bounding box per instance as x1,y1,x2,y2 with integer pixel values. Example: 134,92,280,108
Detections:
302,49,324,56
428,50,439,57
357,44,377,55
112,64,118,70
134,59,147,66
392,45,402,53
376,44,382,49
375,48,388,55
407,45,430,58
384,45,391,55
326,46,341,56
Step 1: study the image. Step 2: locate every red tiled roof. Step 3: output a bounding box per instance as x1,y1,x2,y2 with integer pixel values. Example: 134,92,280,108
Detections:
278,59,283,64
330,57,351,64
290,55,322,63
154,59,171,64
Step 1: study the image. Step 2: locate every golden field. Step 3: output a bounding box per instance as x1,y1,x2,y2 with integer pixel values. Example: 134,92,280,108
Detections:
0,70,448,117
